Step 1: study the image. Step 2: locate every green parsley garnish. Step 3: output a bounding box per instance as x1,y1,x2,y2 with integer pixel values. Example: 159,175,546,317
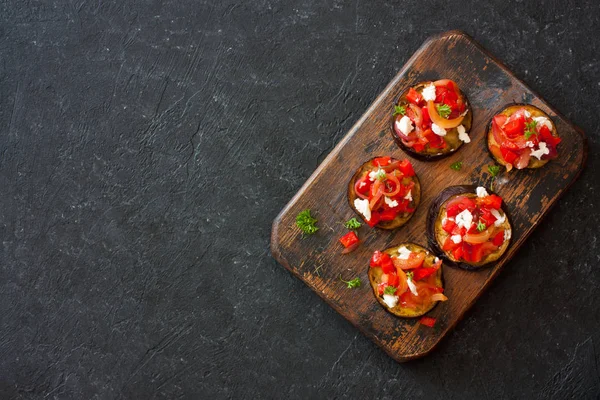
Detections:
524,120,538,139
450,161,462,171
373,168,386,181
436,104,452,119
296,209,318,236
393,105,406,116
487,165,501,190
344,218,362,230
383,285,397,295
477,221,486,232
340,276,361,289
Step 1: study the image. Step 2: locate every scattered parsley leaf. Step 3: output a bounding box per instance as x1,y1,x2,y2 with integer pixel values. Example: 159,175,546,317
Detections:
477,221,486,232
384,285,397,295
488,165,501,177
450,161,462,171
374,168,386,181
344,218,362,230
393,105,406,116
487,165,501,191
436,103,452,119
524,120,538,139
296,209,318,236
340,276,361,289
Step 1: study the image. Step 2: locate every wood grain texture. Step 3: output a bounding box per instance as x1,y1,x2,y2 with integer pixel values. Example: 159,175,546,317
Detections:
270,31,587,363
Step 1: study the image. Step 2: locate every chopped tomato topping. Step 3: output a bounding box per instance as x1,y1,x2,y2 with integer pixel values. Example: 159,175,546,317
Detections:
442,218,457,233
492,231,505,246
406,87,423,106
503,112,525,138
372,156,391,167
380,254,395,274
397,160,415,177
339,231,359,248
370,250,384,267
419,316,436,328
478,194,502,210
393,252,425,270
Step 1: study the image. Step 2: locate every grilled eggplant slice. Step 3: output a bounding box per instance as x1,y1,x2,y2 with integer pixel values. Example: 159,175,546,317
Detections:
427,185,512,270
487,104,561,171
368,243,445,318
348,157,420,230
391,80,473,161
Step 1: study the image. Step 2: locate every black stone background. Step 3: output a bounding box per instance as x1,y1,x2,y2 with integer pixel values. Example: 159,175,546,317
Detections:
0,1,599,399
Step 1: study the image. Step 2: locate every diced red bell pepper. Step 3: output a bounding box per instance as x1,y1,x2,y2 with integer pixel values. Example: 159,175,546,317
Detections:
452,245,464,260
419,316,436,328
423,129,446,149
492,231,505,246
500,147,519,165
442,237,459,251
386,273,399,287
370,250,383,267
479,208,497,227
372,156,391,167
421,106,431,128
339,231,359,248
412,263,440,281
503,112,525,138
442,218,457,233
366,212,381,228
479,194,502,210
378,209,397,221
380,254,395,274
397,160,415,177
406,87,423,106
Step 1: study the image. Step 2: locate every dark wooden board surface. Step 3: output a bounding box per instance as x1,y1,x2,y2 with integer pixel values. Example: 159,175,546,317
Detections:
270,31,587,362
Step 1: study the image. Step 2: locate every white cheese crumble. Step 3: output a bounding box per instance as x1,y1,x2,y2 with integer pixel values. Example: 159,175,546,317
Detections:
397,246,412,260
431,123,447,137
476,186,489,198
490,209,506,227
396,115,414,136
382,294,399,308
404,190,413,201
384,196,398,208
451,234,462,244
530,142,550,160
353,198,371,221
369,168,386,181
523,110,532,118
407,277,418,296
421,84,436,101
457,124,470,143
504,229,512,241
533,116,552,131
455,209,473,230
525,141,534,148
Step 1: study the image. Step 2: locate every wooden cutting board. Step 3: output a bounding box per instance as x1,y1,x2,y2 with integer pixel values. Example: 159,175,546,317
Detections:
270,31,587,362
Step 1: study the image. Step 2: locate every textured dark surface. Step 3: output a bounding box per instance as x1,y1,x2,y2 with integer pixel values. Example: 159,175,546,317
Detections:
0,1,598,399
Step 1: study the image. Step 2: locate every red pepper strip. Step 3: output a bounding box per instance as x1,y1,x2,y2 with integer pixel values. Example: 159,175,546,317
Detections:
419,316,436,328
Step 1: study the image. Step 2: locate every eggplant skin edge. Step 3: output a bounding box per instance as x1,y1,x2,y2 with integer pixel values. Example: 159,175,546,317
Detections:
347,157,421,230
486,103,559,170
426,185,512,271
389,81,473,162
368,242,443,318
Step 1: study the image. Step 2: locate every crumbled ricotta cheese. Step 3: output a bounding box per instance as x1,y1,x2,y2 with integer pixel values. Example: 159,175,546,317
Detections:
530,142,550,160
397,246,412,260
407,277,418,296
455,209,473,230
369,168,386,181
490,209,506,227
533,116,552,131
353,198,371,221
396,115,414,136
421,84,436,101
384,196,398,208
525,141,534,148
457,124,470,143
504,229,512,241
451,234,462,244
431,123,447,137
404,190,412,201
382,294,399,308
476,186,489,198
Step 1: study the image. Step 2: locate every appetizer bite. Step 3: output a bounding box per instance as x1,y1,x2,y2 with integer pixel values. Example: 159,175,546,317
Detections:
391,79,472,160
487,104,561,170
348,157,420,229
368,243,447,318
427,185,511,270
